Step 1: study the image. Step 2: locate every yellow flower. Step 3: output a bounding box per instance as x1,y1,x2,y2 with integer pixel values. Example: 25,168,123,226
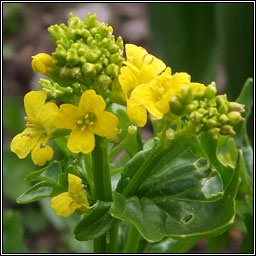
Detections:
118,44,166,126
31,53,54,76
10,91,58,166
55,89,118,154
51,173,90,217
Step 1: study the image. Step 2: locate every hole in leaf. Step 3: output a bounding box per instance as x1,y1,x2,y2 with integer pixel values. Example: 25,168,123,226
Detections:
201,170,223,198
182,214,193,223
195,158,209,170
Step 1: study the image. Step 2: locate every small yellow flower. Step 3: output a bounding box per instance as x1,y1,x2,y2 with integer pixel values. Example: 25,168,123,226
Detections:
55,89,118,154
10,91,58,166
31,53,54,76
51,173,90,217
119,44,166,126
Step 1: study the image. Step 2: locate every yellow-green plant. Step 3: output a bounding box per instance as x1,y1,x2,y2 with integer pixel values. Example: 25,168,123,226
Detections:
10,12,252,253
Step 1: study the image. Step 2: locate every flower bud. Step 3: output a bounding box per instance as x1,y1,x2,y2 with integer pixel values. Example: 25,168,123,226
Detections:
97,74,112,87
219,114,229,124
189,111,203,123
180,87,193,105
106,63,119,77
208,127,220,140
228,111,243,124
127,125,137,135
166,129,175,140
82,63,97,76
206,118,217,128
220,125,235,136
204,82,217,99
66,48,80,66
31,53,54,76
170,95,185,115
228,102,245,113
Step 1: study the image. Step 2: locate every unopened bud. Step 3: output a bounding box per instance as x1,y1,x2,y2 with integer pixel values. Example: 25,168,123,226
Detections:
218,104,229,114
106,63,119,77
228,111,243,124
219,114,229,124
186,101,199,113
170,95,185,115
206,118,217,128
216,95,227,106
194,124,203,133
220,125,235,136
31,53,54,75
189,111,203,122
98,74,112,87
82,63,97,76
166,129,175,140
204,82,217,99
228,102,245,113
127,125,137,135
208,127,220,140
180,87,193,105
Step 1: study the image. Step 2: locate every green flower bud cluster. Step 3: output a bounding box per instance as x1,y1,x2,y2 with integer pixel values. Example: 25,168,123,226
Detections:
47,12,124,94
183,82,245,139
39,78,81,103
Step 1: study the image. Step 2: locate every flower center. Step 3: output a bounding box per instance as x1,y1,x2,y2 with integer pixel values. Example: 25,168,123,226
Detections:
76,112,96,131
22,116,48,138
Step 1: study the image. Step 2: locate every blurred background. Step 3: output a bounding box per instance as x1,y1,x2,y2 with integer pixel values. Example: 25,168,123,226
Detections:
3,2,254,253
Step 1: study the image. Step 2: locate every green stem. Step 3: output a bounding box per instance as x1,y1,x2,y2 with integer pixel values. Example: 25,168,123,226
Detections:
94,236,106,253
136,127,143,151
123,224,141,253
106,219,121,253
91,135,113,253
108,134,131,161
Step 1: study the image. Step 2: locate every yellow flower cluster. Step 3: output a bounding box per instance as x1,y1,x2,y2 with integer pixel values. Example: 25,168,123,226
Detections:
51,173,90,217
11,89,118,166
119,44,205,127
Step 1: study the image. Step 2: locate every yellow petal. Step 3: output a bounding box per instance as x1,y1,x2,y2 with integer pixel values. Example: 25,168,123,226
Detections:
37,102,59,132
125,44,147,67
79,90,106,114
31,53,53,75
10,128,39,159
119,66,138,97
144,103,163,119
190,82,206,94
127,101,147,127
129,84,155,106
51,192,79,217
24,91,47,120
31,143,53,166
67,128,95,154
94,111,119,138
125,44,166,74
55,104,82,130
68,173,82,195
171,72,191,94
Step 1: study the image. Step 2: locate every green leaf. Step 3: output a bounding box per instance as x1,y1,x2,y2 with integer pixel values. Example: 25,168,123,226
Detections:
234,78,253,184
143,236,199,253
3,210,27,253
25,161,62,183
17,181,54,204
74,201,114,241
110,148,241,242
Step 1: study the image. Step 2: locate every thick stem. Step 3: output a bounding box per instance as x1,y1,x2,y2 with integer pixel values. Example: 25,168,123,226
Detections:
123,224,141,253
92,135,112,201
91,135,113,253
106,219,121,253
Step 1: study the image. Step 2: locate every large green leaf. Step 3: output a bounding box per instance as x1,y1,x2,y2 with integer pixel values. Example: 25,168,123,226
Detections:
74,201,114,241
16,181,54,204
143,236,199,253
110,141,241,242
